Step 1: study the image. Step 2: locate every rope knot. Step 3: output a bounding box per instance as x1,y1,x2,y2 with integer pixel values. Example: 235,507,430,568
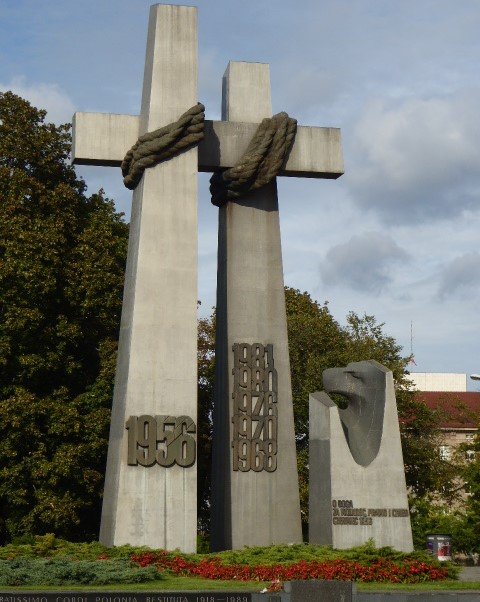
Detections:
122,102,205,190
210,111,297,207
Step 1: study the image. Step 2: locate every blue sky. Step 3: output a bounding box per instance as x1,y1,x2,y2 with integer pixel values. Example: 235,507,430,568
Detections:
1,0,480,386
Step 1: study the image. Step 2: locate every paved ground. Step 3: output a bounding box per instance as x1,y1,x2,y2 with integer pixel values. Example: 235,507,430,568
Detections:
458,566,480,582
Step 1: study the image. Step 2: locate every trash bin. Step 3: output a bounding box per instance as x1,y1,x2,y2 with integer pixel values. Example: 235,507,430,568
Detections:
427,534,452,561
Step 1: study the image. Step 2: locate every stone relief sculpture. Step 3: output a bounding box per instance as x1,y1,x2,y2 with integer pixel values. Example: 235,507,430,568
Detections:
309,360,413,551
322,360,387,467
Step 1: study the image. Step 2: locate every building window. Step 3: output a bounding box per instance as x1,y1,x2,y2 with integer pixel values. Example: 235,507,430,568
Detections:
439,445,451,461
466,449,476,461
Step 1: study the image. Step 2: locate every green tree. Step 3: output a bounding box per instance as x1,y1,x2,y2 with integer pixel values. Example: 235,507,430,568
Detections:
458,432,480,551
285,288,451,526
197,306,216,532
407,398,480,552
0,92,128,543
409,495,476,552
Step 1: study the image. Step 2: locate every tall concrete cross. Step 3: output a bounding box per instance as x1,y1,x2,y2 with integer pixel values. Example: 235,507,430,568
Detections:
73,4,199,552
72,3,343,552
210,62,344,551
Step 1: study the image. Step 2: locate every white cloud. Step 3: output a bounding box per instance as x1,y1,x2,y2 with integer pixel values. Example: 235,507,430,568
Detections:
0,76,75,124
347,91,480,224
438,251,480,299
321,231,410,293
272,64,342,122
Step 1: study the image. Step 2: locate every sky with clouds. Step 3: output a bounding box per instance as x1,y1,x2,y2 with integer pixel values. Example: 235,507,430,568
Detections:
1,0,479,386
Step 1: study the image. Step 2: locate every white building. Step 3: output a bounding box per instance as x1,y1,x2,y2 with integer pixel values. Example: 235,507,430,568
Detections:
406,372,467,392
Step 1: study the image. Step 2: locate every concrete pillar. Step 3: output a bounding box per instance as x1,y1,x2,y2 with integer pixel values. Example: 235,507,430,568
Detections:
99,4,198,552
211,62,303,551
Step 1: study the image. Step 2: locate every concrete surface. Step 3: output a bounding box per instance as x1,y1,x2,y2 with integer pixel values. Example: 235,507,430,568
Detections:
72,115,344,179
75,4,198,552
72,113,139,167
459,566,480,582
210,62,303,551
309,361,413,552
71,8,345,553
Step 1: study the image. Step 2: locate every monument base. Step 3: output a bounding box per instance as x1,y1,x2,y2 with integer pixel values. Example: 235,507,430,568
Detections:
309,361,413,552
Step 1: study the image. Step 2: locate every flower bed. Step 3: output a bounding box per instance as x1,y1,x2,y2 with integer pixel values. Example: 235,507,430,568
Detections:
131,551,451,584
0,537,457,586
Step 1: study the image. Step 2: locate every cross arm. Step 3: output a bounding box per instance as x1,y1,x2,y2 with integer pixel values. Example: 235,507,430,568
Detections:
72,112,344,178
72,112,139,167
201,121,343,178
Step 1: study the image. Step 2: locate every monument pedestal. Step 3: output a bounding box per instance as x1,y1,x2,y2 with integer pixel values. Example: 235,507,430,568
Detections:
309,361,413,552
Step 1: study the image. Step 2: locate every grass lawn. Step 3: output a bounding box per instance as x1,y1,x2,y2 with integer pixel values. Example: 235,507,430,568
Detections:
0,576,266,592
2,577,480,593
357,580,480,591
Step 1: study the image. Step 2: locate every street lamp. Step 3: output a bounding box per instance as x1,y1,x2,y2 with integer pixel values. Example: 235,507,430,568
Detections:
471,375,480,381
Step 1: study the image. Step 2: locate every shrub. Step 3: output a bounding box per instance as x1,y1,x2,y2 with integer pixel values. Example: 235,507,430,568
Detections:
0,558,159,586
0,535,145,561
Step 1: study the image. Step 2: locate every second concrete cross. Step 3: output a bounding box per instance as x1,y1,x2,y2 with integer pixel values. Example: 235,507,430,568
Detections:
211,62,344,550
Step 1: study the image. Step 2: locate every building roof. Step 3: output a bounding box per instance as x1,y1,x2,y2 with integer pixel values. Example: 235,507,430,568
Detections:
415,391,480,429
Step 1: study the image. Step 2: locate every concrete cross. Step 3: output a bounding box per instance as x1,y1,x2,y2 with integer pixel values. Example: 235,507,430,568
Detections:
209,62,343,550
72,3,343,553
73,4,199,553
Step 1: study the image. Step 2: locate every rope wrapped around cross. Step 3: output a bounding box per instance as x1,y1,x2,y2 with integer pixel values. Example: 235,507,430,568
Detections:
121,103,297,205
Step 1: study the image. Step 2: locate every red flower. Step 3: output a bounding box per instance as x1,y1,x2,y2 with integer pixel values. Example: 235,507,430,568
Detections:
130,551,450,584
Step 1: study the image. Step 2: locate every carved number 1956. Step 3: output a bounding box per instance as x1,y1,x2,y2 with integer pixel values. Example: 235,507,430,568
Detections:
126,415,196,468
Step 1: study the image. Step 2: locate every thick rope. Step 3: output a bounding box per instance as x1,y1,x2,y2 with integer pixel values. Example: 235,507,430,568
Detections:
122,103,205,190
210,111,297,207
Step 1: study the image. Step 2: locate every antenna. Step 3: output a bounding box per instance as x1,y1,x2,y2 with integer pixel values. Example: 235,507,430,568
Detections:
410,321,413,356
409,321,417,366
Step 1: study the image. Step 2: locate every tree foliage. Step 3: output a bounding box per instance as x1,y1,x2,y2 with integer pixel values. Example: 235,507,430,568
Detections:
197,307,216,531
406,401,480,553
0,92,128,543
285,288,453,524
457,433,480,551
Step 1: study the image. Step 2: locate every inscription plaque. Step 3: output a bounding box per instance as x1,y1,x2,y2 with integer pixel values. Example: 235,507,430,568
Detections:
0,593,252,602
126,415,196,467
231,343,278,472
331,499,409,526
